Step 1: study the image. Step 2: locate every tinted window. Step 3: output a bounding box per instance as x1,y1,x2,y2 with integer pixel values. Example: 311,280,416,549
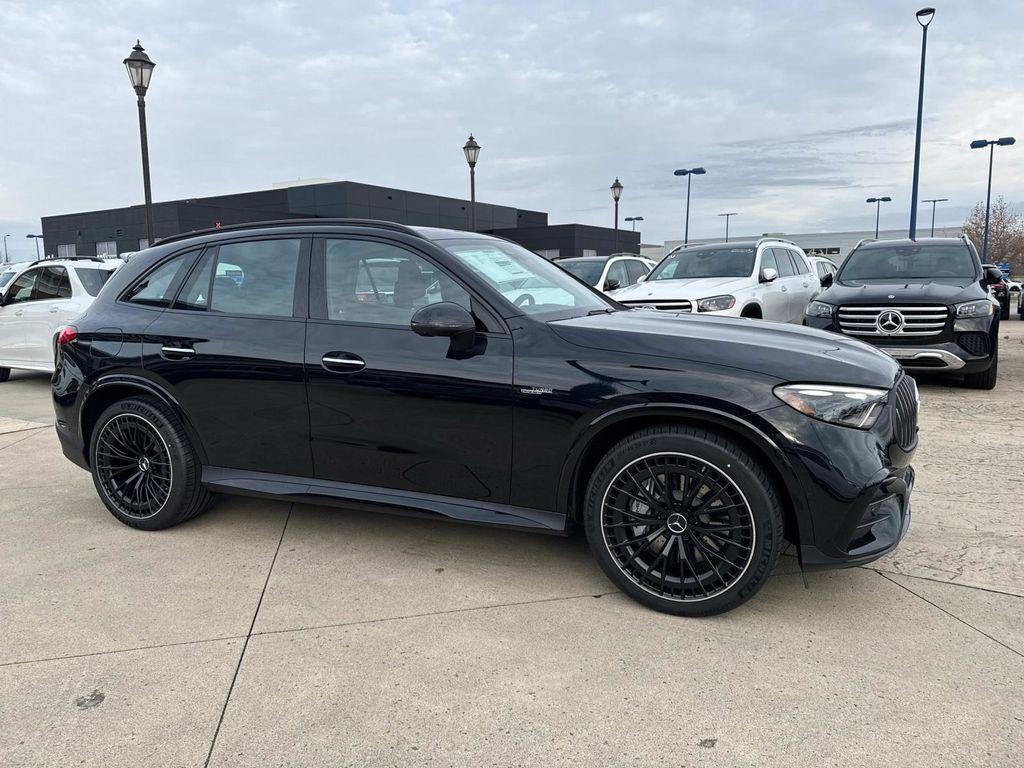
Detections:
625,260,648,284
324,239,469,326
204,240,301,317
75,268,113,296
605,260,629,289
0,270,16,288
6,270,37,304
649,247,756,280
126,252,195,307
32,266,72,300
772,248,796,277
759,248,779,274
792,250,812,275
840,244,978,281
560,260,604,285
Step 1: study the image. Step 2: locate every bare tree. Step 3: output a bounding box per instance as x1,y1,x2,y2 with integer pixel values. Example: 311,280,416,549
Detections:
963,196,1024,275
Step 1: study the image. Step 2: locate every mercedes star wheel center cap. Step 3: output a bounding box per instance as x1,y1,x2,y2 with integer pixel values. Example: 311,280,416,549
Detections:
138,456,151,472
666,512,689,534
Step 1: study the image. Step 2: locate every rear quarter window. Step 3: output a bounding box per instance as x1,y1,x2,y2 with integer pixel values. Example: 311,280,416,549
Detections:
75,268,115,296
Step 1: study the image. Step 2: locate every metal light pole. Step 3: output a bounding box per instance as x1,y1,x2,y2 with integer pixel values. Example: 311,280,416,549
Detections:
970,137,1016,262
610,178,623,252
717,212,738,242
625,216,644,231
26,234,44,259
2,234,9,264
123,41,156,245
673,167,706,245
866,196,892,239
908,8,935,240
921,197,948,237
463,134,481,231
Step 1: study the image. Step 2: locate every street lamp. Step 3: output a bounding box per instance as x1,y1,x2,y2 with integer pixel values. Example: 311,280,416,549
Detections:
463,134,481,231
717,212,738,242
908,7,935,240
624,216,644,231
921,198,948,237
970,136,1016,262
2,234,9,264
123,40,156,245
26,234,44,259
610,178,623,251
673,167,706,245
866,196,892,238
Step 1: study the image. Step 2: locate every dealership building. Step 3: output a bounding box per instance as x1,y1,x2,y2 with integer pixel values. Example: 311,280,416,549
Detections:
39,179,639,261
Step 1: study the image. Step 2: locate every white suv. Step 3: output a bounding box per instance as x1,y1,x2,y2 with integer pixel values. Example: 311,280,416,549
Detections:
0,258,121,380
608,238,818,322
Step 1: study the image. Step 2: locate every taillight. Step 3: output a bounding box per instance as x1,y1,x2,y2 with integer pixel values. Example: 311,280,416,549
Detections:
57,326,78,345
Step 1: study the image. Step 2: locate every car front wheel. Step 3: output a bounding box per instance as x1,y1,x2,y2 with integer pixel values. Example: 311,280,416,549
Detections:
584,425,784,616
0,367,10,383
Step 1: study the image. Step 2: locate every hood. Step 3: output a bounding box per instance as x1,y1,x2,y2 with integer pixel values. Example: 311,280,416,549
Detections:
550,310,900,388
609,275,750,301
820,277,986,306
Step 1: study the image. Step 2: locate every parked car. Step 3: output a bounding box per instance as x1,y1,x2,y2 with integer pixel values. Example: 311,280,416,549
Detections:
557,254,655,293
0,257,121,381
807,255,838,296
805,236,1001,389
608,238,818,322
0,265,19,290
982,264,1011,320
53,220,916,617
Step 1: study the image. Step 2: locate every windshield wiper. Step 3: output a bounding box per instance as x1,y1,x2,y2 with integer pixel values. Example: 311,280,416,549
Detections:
588,308,616,316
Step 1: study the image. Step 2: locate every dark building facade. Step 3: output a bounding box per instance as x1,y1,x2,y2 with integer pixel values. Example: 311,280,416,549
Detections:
40,180,637,261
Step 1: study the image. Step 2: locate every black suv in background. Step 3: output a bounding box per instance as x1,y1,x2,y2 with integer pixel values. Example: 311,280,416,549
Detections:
53,220,917,617
805,237,1002,389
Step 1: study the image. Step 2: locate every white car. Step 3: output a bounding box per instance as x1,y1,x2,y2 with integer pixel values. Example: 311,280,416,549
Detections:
0,258,121,380
807,255,839,298
608,238,818,322
556,254,656,293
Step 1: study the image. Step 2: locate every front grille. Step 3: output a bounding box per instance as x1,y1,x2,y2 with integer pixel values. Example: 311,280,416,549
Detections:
838,305,949,337
958,332,989,357
621,300,693,312
891,375,918,450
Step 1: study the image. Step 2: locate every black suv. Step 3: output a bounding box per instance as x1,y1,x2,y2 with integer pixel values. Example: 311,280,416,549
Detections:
805,237,1002,389
53,220,917,616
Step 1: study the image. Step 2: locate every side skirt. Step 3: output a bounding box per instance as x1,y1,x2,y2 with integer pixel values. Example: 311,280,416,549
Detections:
201,466,567,534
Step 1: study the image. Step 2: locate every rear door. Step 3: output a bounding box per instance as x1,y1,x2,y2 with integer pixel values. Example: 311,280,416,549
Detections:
21,265,73,364
784,249,818,320
142,236,313,477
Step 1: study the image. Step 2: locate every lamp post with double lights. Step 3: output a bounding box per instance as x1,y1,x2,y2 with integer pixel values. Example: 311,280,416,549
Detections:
921,198,948,237
866,196,892,239
673,167,706,245
610,178,623,251
123,41,156,245
970,136,1016,262
717,212,738,242
908,7,935,240
2,234,9,264
463,134,481,231
624,216,644,231
26,234,44,259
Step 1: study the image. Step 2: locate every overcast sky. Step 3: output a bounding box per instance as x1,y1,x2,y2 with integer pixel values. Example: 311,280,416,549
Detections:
2,0,1022,260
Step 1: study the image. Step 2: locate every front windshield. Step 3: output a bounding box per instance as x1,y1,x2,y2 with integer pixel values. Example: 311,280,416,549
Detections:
559,260,603,285
648,247,755,280
438,238,609,316
840,244,978,281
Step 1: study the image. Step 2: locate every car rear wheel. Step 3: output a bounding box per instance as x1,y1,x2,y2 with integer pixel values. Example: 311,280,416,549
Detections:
0,367,10,383
90,396,213,530
583,425,784,616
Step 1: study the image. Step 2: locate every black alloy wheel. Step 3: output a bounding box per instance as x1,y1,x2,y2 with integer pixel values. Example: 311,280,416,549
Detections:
94,413,173,519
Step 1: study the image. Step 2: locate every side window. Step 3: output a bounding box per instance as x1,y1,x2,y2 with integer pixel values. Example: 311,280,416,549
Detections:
772,248,795,277
6,270,39,304
32,266,72,300
126,251,196,307
759,248,779,275
176,252,215,310
625,260,648,284
207,240,301,317
605,260,629,288
323,239,470,326
789,250,812,275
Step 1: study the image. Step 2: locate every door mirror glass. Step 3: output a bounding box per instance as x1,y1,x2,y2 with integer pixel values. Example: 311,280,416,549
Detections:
985,266,1004,284
604,277,621,291
636,273,647,283
820,272,834,288
760,267,779,283
410,301,476,337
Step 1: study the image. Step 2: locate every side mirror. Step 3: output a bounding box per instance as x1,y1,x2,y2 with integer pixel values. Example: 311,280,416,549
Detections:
820,272,834,288
985,267,1004,284
636,273,647,283
410,302,476,338
604,277,621,291
760,267,779,283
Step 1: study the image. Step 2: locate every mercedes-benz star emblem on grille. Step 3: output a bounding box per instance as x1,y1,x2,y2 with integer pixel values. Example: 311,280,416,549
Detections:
876,310,905,334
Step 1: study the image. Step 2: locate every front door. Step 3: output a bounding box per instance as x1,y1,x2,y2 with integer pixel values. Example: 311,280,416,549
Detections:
21,265,73,363
305,236,514,503
757,248,788,321
142,237,313,477
0,269,37,363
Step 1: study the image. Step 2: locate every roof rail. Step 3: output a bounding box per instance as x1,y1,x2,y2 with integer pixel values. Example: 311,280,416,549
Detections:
756,236,797,247
852,238,876,250
153,218,427,247
27,256,108,267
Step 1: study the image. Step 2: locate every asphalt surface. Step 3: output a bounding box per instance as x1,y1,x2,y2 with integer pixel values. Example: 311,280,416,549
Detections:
1,316,1022,767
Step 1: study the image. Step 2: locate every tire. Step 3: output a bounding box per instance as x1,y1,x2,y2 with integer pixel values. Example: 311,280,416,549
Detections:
963,352,998,390
0,367,10,383
999,297,1010,321
583,425,784,617
89,395,213,530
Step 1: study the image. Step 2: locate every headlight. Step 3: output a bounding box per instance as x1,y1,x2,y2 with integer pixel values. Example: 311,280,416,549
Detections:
774,384,888,430
954,299,994,331
697,294,736,312
805,300,834,318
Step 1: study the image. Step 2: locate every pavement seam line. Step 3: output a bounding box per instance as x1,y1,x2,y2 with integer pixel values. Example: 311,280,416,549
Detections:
203,503,293,768
0,634,248,669
876,570,1024,660
0,424,51,436
865,566,1024,600
0,427,51,453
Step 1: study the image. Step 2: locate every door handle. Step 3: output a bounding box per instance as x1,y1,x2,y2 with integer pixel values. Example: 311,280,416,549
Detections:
161,345,196,360
780,286,788,292
49,307,59,314
321,352,365,372
14,310,23,316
